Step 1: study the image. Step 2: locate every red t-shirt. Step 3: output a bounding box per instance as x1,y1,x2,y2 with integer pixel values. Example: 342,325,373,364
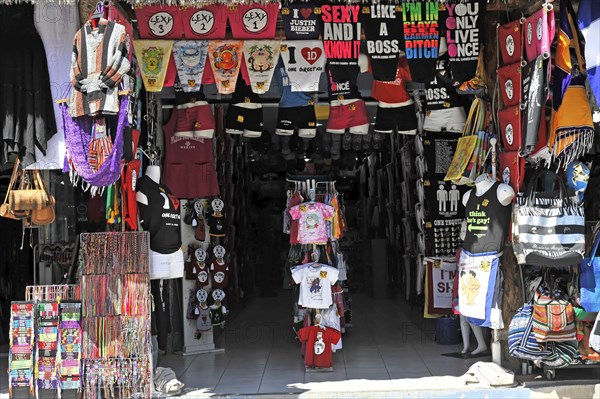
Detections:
227,3,279,39
135,6,184,40
371,57,412,104
298,326,341,368
181,4,228,39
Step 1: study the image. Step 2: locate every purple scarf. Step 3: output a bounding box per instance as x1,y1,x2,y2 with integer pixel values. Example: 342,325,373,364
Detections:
60,97,128,189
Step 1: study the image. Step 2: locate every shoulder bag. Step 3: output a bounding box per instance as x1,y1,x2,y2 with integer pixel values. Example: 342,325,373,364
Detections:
30,171,55,226
532,281,576,342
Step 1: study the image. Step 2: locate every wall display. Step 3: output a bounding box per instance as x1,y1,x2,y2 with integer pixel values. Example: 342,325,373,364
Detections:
281,3,322,40
58,302,82,392
400,1,440,83
181,4,227,39
243,40,281,94
227,2,279,39
35,302,60,393
207,40,244,95
280,40,326,92
172,40,209,92
320,2,361,83
133,40,174,93
9,302,35,396
361,3,404,81
135,5,183,39
444,0,486,85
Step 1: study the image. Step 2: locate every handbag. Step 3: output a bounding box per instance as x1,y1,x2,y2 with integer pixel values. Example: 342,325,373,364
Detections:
444,98,486,185
0,158,23,220
580,228,600,312
8,167,48,212
508,304,553,361
514,169,585,266
30,171,55,226
532,282,576,342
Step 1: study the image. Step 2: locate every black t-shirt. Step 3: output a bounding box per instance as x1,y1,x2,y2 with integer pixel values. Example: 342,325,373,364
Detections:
361,3,405,81
208,213,227,237
462,182,512,254
137,176,182,254
321,2,361,83
281,3,322,40
401,1,441,83
443,0,486,85
230,72,260,104
425,54,461,111
326,67,362,102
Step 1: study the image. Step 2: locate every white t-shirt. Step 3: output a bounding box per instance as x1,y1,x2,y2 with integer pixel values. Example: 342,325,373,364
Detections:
292,263,339,309
281,40,326,92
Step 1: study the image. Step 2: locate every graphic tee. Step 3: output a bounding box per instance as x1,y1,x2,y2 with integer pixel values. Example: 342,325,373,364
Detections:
290,202,335,244
243,40,280,94
275,61,315,108
321,2,361,83
298,326,341,368
208,212,227,237
181,4,227,39
292,264,339,309
281,3,322,39
425,54,461,111
172,40,208,92
133,40,174,92
207,40,243,94
401,1,441,83
280,40,326,93
135,6,183,40
371,57,412,104
210,260,229,289
444,0,486,85
195,262,210,287
327,67,361,102
361,3,405,81
227,3,279,39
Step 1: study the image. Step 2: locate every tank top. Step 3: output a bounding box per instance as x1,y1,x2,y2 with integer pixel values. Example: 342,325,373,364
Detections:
462,182,511,254
136,176,182,254
162,108,220,199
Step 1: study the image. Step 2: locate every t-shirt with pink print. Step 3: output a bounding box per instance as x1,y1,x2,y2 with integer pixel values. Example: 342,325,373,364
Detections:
289,202,335,245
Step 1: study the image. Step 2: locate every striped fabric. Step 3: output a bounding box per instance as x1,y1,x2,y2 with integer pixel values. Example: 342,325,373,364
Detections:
514,196,585,265
532,286,576,342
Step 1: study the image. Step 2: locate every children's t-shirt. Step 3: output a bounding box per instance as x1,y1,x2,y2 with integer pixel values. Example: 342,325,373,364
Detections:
210,260,229,289
208,213,227,237
289,202,335,244
292,263,339,309
298,326,341,368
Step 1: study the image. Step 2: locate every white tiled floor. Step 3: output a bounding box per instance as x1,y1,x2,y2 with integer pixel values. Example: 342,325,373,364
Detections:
157,291,487,395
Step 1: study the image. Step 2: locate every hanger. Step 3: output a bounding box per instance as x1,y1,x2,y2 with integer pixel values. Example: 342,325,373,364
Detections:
90,1,109,28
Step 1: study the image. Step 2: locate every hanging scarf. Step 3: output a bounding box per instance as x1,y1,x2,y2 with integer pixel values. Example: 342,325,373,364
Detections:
243,40,280,94
207,40,243,95
172,40,209,92
61,97,128,193
549,0,593,166
133,40,174,92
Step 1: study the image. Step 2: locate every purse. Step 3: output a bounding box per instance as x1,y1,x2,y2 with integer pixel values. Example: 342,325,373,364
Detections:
508,304,553,361
513,169,585,266
30,171,55,226
580,227,600,312
0,158,22,220
444,98,486,185
8,167,48,211
532,282,576,342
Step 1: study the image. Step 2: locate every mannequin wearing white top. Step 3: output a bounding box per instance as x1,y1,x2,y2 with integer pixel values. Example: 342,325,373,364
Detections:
458,174,515,355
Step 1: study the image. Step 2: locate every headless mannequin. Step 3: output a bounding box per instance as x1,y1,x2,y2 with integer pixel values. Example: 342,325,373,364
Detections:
136,165,160,206
458,174,515,355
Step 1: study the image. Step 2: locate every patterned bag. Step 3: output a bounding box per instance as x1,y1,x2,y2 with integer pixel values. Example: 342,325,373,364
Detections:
532,283,576,342
508,304,553,361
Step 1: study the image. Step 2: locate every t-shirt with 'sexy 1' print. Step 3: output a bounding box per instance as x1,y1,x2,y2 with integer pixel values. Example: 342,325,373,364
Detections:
289,202,335,244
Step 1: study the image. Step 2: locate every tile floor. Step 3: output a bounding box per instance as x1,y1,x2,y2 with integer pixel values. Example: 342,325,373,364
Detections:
157,291,488,395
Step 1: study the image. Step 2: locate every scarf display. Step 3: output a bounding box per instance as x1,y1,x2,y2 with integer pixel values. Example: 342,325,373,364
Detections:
61,97,128,192
80,232,151,399
243,40,281,94
133,40,174,92
207,40,243,94
173,40,209,92
578,0,600,105
9,302,35,398
549,0,594,167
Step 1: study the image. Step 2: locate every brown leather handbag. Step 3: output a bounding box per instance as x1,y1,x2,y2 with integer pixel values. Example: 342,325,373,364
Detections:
0,158,30,220
8,165,47,212
30,170,55,226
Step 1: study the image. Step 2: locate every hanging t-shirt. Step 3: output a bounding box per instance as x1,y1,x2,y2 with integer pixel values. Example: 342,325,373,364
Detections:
281,3,322,40
181,4,227,39
444,0,486,85
361,3,405,81
288,192,305,243
462,182,512,254
425,54,461,111
208,212,227,237
321,2,361,83
135,5,184,40
292,263,339,309
275,62,314,109
371,57,412,104
133,40,174,92
227,2,279,39
243,40,280,94
136,176,182,254
210,260,229,289
401,1,441,83
281,40,326,92
326,67,361,102
289,202,335,245
298,326,341,368
172,40,208,92
207,40,243,95
194,261,210,287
